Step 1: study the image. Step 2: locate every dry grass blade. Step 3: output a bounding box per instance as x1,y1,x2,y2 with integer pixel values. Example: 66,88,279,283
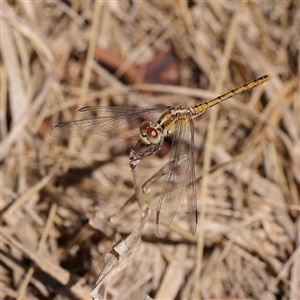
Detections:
1,1,298,299
91,209,150,298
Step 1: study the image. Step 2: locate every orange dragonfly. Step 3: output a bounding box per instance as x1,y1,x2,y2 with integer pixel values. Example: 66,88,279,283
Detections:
50,74,271,236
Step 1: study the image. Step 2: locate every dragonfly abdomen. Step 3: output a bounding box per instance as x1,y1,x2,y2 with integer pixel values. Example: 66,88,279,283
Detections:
190,74,272,118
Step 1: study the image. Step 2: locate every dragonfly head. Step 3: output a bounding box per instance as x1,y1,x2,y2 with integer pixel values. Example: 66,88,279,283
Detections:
139,121,161,145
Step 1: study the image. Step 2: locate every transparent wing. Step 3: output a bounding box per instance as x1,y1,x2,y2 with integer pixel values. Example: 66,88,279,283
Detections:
185,119,197,235
50,106,170,139
156,118,197,237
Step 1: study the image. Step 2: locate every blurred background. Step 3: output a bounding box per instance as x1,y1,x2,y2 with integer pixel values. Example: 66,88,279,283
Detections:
1,1,299,299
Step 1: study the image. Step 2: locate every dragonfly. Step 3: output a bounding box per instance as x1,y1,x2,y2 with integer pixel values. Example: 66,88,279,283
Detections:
50,74,271,236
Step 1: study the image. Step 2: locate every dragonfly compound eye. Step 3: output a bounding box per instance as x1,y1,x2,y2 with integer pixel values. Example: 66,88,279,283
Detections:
140,121,152,132
146,127,160,144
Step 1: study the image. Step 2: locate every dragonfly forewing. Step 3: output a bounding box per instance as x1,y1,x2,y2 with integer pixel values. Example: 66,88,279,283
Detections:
50,106,170,139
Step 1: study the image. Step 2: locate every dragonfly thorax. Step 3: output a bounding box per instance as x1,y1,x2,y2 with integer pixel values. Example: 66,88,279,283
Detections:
139,121,162,145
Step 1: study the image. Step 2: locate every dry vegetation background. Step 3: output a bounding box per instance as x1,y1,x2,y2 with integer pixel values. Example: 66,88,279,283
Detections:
1,1,299,300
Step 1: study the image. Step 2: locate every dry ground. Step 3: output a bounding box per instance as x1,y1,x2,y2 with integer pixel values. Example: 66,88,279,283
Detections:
1,1,299,300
